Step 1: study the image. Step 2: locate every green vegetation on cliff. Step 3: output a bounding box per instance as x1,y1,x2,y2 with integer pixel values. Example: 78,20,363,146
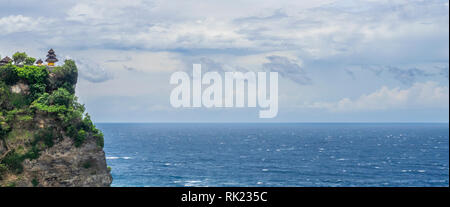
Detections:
0,52,104,183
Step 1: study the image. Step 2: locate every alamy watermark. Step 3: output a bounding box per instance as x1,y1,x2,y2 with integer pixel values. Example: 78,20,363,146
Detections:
170,64,278,118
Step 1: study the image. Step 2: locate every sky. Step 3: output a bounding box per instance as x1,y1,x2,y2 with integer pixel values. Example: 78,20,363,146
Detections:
0,0,448,122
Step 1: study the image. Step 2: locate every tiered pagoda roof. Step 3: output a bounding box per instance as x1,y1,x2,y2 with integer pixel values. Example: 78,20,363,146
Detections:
45,48,58,64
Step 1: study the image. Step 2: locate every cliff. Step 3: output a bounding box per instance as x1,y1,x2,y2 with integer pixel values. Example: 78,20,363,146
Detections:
0,53,112,187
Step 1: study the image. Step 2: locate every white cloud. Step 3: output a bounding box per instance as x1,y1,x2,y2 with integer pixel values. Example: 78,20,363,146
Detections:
262,55,311,85
66,4,103,22
0,0,448,122
306,82,449,112
0,15,49,34
148,104,174,112
75,58,114,83
2,0,447,64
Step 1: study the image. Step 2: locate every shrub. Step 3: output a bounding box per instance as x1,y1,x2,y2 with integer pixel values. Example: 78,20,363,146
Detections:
24,57,36,66
6,182,16,187
0,82,9,104
48,88,72,106
31,178,39,187
0,150,24,174
75,129,86,147
0,64,19,85
81,113,93,131
0,124,10,140
29,83,46,101
10,93,28,108
94,131,104,148
33,128,55,148
23,146,40,160
0,163,7,180
17,115,33,122
51,60,78,93
60,60,78,85
31,89,75,114
14,65,48,85
66,125,77,138
82,161,91,169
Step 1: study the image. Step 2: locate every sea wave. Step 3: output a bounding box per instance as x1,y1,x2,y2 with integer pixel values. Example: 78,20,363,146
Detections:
106,156,132,160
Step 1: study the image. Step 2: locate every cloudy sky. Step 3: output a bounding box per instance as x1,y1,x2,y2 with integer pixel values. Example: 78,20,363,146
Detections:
0,0,448,122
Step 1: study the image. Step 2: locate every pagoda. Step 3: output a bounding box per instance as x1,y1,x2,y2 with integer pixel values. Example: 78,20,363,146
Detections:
45,49,58,66
36,59,43,66
0,56,12,66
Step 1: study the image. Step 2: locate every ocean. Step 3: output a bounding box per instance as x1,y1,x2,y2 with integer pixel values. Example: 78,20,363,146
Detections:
97,123,449,187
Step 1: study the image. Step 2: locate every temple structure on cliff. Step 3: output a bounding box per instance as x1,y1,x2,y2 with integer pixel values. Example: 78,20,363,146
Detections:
36,59,43,66
45,49,58,66
0,49,59,67
0,56,12,66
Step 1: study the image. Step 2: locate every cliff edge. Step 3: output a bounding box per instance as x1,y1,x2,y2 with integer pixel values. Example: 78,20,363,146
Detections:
0,51,112,187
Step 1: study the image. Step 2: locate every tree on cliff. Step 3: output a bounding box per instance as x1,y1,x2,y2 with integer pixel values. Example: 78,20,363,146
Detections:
12,52,27,66
12,52,37,66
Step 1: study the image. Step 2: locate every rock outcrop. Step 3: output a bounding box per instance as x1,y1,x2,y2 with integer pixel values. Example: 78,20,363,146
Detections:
11,81,29,95
20,137,112,187
0,55,112,187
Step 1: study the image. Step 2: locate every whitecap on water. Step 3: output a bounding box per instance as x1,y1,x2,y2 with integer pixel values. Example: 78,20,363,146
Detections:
106,156,132,160
184,180,203,187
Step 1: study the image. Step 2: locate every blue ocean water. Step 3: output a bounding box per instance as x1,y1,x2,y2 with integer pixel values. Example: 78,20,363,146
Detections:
97,123,449,187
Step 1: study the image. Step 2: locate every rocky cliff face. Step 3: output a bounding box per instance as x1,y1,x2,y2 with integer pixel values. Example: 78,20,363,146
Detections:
0,57,112,187
20,137,112,187
0,112,112,187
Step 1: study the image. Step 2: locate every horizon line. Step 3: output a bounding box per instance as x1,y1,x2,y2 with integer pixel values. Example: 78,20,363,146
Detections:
93,121,450,124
